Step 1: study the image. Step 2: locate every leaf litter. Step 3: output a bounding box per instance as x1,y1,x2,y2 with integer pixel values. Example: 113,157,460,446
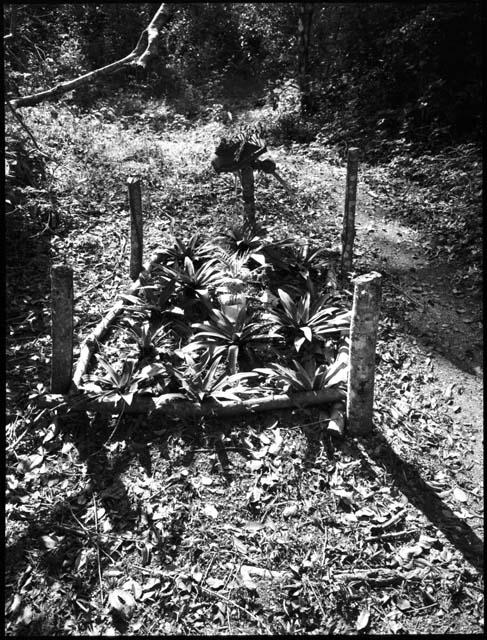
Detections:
5,100,483,635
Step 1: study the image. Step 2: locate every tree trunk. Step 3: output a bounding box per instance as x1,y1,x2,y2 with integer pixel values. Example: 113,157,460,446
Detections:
347,272,382,435
297,2,314,115
8,3,174,109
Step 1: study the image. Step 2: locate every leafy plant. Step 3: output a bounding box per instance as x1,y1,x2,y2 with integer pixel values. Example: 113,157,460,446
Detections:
217,249,251,282
158,233,216,269
291,242,333,278
120,278,176,324
188,303,271,373
256,356,346,393
170,350,257,404
268,288,351,352
161,256,224,302
216,224,266,265
83,354,169,406
121,319,170,361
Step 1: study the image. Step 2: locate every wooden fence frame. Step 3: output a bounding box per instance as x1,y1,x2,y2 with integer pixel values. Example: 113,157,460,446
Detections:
47,160,381,435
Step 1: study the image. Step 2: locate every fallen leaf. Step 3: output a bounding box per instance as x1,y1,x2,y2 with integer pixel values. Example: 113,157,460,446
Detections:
206,577,225,590
247,459,263,471
41,535,58,550
203,504,219,518
443,383,455,399
9,594,22,615
453,487,468,503
108,589,136,619
268,428,283,455
243,520,266,532
396,597,411,611
21,605,33,625
27,453,44,469
282,504,298,518
356,607,370,631
233,536,248,554
240,565,257,590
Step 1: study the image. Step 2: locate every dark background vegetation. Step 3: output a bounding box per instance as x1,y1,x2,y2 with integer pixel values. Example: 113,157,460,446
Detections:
5,2,482,155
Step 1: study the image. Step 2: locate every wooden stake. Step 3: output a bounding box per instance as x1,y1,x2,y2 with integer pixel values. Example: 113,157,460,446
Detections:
51,264,73,393
127,177,143,280
239,166,256,230
340,147,359,279
347,271,382,435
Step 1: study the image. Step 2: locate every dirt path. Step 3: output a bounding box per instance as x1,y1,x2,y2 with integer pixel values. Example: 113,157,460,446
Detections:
354,184,483,530
259,137,483,538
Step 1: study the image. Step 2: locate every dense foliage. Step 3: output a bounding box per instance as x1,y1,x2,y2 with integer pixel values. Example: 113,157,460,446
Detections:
5,2,482,152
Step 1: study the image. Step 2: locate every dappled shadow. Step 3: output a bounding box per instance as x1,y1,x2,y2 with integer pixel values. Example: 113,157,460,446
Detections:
347,430,484,574
357,213,482,376
6,206,53,412
5,409,197,634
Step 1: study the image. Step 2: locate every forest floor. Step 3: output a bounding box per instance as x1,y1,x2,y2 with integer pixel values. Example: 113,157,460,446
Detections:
5,96,483,636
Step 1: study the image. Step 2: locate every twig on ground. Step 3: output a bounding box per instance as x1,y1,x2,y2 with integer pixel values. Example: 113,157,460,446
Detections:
6,100,49,157
365,529,417,542
6,426,31,451
199,585,271,632
92,493,104,605
371,507,408,533
407,602,439,613
303,575,327,620
202,552,218,584
335,567,407,586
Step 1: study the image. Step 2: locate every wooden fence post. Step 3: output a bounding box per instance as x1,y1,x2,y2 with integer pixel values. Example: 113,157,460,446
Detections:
347,271,382,435
127,177,143,280
340,147,359,279
239,166,256,230
51,264,73,393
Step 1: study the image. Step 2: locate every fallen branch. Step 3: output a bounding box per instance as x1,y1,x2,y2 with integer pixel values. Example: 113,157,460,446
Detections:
8,3,174,109
271,171,295,195
369,508,408,533
71,250,164,389
335,568,407,586
4,5,17,42
40,386,346,417
6,100,48,156
365,529,417,543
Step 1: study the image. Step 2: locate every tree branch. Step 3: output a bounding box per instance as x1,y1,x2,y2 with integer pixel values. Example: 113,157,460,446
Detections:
4,4,18,41
8,3,174,109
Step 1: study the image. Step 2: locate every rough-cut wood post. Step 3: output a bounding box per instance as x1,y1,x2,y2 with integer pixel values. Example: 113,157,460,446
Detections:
340,147,359,279
239,166,256,230
128,177,143,280
51,264,73,393
347,272,382,435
